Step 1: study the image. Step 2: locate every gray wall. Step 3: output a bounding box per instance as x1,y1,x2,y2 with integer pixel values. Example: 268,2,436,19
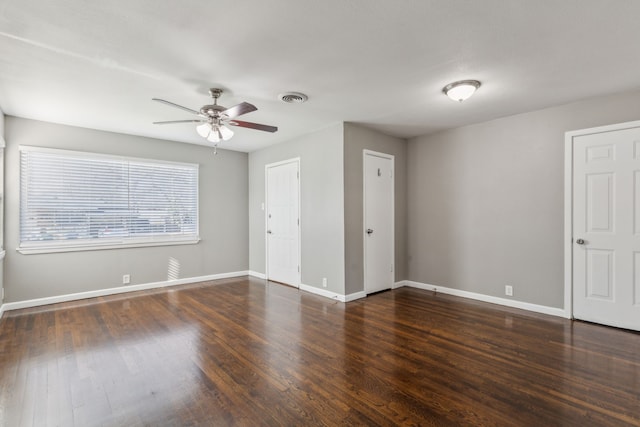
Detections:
248,123,345,294
408,89,640,308
0,108,4,303
343,123,407,295
5,117,248,302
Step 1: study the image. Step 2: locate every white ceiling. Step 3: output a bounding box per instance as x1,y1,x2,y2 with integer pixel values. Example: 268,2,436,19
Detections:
1,0,640,152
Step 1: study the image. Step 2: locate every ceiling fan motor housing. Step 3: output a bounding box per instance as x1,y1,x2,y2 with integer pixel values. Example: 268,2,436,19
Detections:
202,88,227,117
200,104,226,117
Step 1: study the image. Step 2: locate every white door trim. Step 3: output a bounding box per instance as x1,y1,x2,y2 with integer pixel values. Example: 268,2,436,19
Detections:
363,149,395,294
265,157,301,287
564,119,640,320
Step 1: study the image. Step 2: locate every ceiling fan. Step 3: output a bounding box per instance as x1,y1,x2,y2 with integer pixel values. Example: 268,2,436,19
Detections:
152,88,277,150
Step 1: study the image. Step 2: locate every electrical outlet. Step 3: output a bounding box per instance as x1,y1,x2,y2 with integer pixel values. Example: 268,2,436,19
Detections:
322,278,327,288
123,274,130,285
505,285,513,296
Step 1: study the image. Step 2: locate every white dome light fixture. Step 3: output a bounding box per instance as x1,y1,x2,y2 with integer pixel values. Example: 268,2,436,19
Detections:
443,80,481,102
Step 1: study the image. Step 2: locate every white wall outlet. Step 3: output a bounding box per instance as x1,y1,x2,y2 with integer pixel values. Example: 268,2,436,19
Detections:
123,274,131,285
322,277,327,288
505,285,513,296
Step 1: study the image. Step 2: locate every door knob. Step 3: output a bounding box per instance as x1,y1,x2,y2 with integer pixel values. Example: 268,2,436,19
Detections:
267,230,272,234
576,238,585,245
366,228,374,235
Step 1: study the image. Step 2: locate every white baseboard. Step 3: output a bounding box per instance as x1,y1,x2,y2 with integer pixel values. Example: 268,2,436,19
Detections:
393,280,408,289
403,280,566,318
300,280,408,302
299,284,342,301
248,271,266,279
0,270,251,315
344,291,366,302
299,284,366,303
0,274,565,320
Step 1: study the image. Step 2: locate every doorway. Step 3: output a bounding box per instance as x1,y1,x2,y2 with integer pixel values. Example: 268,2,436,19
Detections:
266,158,300,287
565,120,640,331
363,150,394,294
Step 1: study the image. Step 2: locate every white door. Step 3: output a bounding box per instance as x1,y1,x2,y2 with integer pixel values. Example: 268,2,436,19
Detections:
572,125,640,331
266,159,300,287
364,150,394,294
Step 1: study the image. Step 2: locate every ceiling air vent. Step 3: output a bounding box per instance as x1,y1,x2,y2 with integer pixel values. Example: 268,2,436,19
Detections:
279,92,308,103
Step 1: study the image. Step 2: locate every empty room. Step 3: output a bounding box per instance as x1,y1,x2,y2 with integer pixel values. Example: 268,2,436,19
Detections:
1,1,639,425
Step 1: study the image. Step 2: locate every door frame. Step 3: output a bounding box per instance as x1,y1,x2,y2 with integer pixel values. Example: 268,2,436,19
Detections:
265,157,301,287
363,149,395,294
564,119,640,320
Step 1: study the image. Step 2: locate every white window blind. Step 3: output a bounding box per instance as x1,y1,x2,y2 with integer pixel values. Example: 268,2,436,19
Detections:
20,146,199,253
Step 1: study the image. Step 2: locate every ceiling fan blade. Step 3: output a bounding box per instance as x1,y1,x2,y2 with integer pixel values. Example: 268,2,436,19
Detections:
230,120,278,133
152,98,200,115
223,102,257,119
153,119,206,124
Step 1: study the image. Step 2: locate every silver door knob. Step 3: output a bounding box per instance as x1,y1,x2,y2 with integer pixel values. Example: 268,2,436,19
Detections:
366,228,374,235
576,238,585,245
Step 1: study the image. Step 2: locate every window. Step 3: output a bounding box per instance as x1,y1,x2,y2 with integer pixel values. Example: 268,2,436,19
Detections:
19,146,199,254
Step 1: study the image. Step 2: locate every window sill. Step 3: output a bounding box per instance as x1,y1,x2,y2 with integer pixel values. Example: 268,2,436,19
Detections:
17,239,200,255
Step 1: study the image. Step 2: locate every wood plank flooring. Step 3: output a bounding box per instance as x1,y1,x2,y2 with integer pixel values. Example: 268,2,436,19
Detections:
1,276,639,426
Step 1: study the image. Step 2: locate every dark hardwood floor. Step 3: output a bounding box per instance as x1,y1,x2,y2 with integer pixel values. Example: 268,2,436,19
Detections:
1,277,639,426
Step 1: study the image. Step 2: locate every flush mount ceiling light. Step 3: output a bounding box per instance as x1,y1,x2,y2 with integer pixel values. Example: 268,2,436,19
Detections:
442,80,481,102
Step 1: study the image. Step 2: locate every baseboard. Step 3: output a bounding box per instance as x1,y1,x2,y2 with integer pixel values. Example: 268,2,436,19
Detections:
1,270,251,314
2,275,564,319
248,271,266,279
298,284,366,303
393,280,408,289
251,273,367,302
403,280,566,318
344,291,367,302
299,284,343,301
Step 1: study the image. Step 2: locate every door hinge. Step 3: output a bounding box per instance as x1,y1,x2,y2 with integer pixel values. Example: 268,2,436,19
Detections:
297,171,299,179
297,218,300,226
298,265,300,273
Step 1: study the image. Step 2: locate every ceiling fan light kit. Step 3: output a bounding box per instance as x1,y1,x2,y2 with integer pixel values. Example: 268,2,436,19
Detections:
443,80,481,102
196,122,211,138
196,122,234,142
152,88,277,152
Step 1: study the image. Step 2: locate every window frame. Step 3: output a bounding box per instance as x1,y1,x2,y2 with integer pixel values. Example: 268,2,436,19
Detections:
18,146,200,254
